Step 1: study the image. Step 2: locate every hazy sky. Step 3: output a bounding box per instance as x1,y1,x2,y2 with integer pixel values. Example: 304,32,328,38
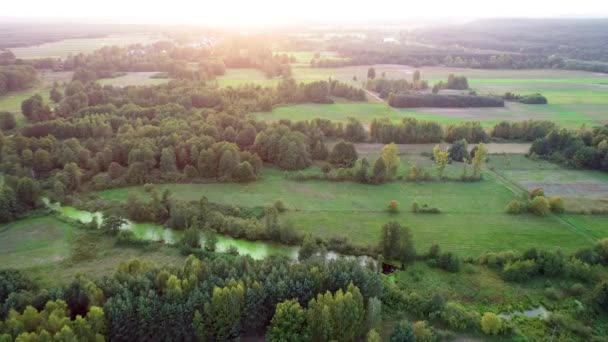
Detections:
4,0,608,26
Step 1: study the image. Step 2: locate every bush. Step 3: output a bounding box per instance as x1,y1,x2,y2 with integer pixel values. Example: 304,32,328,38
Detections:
530,196,550,216
502,259,539,282
549,196,565,213
506,199,525,214
441,302,480,332
438,252,460,272
387,200,399,214
480,313,502,335
519,93,548,104
413,203,441,214
530,188,545,198
274,200,287,213
389,93,504,108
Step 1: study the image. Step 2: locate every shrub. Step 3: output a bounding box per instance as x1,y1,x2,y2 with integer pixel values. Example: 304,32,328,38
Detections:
569,283,586,296
438,252,461,272
549,196,565,213
227,245,239,255
441,302,480,331
116,230,137,245
502,259,539,281
530,188,545,198
413,321,435,342
413,203,441,214
530,196,550,216
544,287,561,300
143,183,155,193
387,200,399,214
505,199,525,214
274,200,287,213
480,313,502,335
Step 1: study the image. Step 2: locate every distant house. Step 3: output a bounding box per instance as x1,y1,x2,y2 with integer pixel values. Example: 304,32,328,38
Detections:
383,37,398,44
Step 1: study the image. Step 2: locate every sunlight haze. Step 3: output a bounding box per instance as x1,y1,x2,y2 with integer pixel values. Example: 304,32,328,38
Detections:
4,0,608,26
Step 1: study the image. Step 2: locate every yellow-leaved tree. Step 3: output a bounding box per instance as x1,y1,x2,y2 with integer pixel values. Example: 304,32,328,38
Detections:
432,145,450,179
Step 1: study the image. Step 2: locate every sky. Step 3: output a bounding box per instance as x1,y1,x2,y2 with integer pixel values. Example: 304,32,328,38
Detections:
3,0,608,27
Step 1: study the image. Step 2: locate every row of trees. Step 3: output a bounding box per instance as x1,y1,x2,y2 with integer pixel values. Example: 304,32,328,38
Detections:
388,93,504,108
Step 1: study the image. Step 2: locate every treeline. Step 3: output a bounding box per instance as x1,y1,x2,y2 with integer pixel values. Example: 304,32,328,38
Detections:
530,125,608,171
277,78,365,104
491,120,557,141
388,93,504,108
0,255,382,341
365,71,428,98
370,118,490,144
0,65,37,95
503,92,548,104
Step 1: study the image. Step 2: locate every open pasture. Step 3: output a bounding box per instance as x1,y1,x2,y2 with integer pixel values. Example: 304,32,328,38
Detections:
94,161,601,256
10,33,164,59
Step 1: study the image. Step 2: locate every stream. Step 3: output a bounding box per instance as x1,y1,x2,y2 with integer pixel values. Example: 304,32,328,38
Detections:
58,206,299,260
55,203,371,263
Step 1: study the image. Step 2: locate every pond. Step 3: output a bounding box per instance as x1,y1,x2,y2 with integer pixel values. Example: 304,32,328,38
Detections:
59,206,299,260
499,306,550,320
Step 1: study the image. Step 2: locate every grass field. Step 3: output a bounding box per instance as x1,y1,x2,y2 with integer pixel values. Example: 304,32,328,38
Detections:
10,33,164,59
253,64,607,128
97,72,170,87
488,154,608,214
94,157,604,256
0,215,185,285
0,216,75,269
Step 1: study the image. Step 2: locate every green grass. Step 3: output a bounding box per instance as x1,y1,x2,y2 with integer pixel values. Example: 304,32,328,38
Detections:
0,216,75,269
95,162,598,256
10,34,163,59
97,72,170,87
0,215,185,285
256,101,599,129
256,102,401,124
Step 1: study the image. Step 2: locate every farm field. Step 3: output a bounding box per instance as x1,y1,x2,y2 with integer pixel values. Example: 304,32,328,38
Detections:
97,72,170,87
94,161,602,257
10,33,164,59
256,101,601,128
248,64,606,128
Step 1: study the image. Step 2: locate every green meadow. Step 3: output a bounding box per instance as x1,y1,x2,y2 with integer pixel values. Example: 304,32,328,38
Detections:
94,157,605,257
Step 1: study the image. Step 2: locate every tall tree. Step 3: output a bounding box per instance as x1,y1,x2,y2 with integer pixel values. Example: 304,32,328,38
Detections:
381,143,400,179
367,67,376,80
433,145,450,179
267,300,309,342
